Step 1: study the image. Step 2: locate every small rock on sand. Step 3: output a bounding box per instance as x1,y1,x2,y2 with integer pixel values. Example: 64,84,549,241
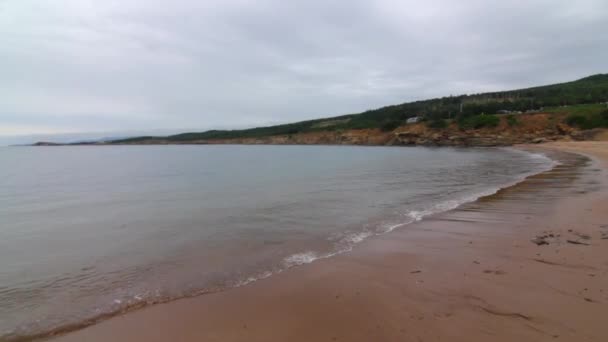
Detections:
531,237,549,245
567,239,590,246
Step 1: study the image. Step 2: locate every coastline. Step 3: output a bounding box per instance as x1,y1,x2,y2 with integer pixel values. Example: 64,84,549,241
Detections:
39,142,608,342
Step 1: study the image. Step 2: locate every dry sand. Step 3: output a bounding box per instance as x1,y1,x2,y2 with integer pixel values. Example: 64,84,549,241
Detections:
50,142,608,342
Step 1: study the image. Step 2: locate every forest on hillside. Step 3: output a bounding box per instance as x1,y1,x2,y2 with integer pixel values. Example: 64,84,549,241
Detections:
115,74,608,143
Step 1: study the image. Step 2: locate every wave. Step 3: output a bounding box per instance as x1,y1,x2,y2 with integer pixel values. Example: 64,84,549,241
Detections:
279,149,556,269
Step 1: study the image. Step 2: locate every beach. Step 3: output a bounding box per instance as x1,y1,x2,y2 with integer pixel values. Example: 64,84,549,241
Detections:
45,142,608,342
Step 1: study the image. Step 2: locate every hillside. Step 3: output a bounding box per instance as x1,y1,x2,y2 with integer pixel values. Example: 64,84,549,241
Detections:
113,104,602,147
110,74,608,145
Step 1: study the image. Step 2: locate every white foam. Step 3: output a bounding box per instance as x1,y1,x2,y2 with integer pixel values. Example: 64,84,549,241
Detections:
406,210,427,222
283,251,321,267
342,230,373,244
507,148,560,169
381,221,410,233
403,189,498,223
234,270,274,287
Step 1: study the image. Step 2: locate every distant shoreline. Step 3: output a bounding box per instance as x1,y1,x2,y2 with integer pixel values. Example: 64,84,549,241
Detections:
30,110,608,148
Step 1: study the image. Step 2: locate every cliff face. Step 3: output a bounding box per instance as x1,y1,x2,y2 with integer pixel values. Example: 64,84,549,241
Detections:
181,112,604,147
393,113,564,147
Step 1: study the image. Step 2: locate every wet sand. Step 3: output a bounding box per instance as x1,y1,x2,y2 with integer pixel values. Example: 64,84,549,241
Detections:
50,142,608,342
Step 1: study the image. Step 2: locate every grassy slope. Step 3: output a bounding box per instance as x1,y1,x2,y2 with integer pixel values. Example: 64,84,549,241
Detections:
113,74,608,144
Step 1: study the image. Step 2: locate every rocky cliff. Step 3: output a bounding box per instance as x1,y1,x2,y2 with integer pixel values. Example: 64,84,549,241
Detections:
188,112,605,147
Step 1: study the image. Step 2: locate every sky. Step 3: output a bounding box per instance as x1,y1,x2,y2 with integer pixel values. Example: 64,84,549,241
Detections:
1,0,607,144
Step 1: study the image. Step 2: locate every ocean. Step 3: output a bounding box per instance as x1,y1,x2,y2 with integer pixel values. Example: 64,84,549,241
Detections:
0,145,554,340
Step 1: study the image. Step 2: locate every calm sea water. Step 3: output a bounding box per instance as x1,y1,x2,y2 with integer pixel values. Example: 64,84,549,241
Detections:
0,145,553,339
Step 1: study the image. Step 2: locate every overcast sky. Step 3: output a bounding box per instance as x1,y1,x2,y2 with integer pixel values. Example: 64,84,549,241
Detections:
1,0,607,143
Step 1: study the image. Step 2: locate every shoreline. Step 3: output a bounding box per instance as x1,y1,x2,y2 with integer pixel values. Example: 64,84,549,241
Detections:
0,146,550,342
23,142,608,341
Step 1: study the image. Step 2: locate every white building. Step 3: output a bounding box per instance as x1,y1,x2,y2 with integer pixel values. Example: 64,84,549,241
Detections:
406,116,423,124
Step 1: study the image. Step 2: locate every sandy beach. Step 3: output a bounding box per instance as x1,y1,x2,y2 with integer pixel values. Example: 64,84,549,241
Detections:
47,142,608,342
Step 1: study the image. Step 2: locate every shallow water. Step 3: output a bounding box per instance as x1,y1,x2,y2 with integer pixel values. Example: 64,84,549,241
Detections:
0,145,553,339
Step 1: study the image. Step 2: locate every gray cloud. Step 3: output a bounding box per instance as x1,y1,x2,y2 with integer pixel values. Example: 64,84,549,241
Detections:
1,0,607,141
